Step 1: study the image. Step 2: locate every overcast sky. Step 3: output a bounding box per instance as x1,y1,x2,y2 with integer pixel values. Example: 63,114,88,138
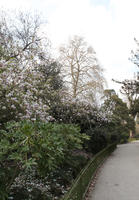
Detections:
0,0,139,93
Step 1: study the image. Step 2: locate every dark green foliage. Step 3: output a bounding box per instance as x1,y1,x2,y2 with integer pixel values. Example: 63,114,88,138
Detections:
38,60,64,106
102,91,135,143
0,120,88,199
62,154,89,179
39,61,63,91
130,98,139,118
49,100,110,153
84,128,107,153
9,154,88,200
114,78,139,119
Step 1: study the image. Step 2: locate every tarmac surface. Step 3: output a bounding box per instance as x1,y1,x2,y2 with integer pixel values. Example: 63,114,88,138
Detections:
89,142,139,200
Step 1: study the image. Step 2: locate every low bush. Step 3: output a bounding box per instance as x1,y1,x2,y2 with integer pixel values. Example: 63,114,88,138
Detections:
0,120,89,199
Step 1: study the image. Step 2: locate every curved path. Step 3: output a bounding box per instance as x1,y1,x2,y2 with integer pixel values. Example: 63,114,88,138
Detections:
89,142,139,200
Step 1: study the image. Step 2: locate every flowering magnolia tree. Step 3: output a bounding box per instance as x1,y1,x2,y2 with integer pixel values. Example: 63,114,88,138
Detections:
0,10,67,125
0,60,51,124
0,11,55,125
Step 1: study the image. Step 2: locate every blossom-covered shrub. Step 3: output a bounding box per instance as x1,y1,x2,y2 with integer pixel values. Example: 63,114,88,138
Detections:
0,11,57,125
49,97,114,153
0,60,51,125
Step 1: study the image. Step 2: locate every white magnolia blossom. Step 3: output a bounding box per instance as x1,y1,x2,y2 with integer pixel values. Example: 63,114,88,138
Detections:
0,60,50,122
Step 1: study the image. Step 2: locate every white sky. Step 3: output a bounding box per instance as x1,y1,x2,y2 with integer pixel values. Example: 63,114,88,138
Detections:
0,0,139,93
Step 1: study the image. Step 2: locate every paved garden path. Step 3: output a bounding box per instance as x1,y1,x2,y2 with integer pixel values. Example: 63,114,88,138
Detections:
89,141,139,200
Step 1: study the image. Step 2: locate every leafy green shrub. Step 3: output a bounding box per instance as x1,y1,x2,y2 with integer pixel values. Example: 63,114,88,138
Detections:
101,91,135,145
63,154,88,178
9,154,88,200
0,120,88,199
84,128,108,153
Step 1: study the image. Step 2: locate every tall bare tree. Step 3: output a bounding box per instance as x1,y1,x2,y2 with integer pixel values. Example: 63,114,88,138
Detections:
59,35,106,103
